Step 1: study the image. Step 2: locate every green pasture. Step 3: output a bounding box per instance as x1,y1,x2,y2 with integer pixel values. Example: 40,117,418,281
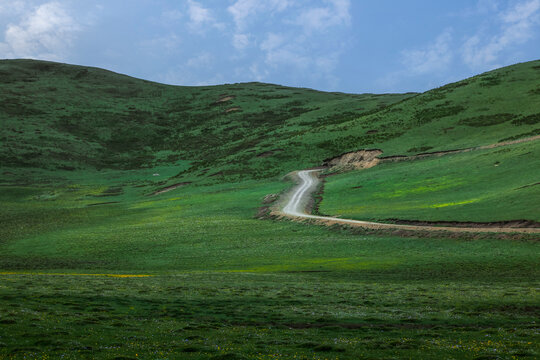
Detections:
1,171,539,358
1,271,538,359
319,140,540,222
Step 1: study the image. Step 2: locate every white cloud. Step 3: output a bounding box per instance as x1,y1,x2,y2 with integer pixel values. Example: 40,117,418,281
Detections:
265,47,310,69
228,0,290,30
462,0,540,68
187,0,212,25
228,0,259,30
259,32,307,69
260,33,284,52
232,33,250,50
402,29,453,74
162,9,183,22
296,0,351,33
246,63,269,81
476,0,499,13
502,0,540,22
374,29,454,92
186,52,213,68
0,1,80,60
186,0,223,33
227,0,291,51
0,0,26,15
256,31,342,89
140,33,181,54
225,1,352,89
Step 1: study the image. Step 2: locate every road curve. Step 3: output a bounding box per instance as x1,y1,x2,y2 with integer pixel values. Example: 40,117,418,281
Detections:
279,170,540,234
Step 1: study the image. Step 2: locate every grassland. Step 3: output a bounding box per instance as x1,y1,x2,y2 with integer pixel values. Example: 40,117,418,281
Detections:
1,178,539,359
319,140,540,223
0,59,539,359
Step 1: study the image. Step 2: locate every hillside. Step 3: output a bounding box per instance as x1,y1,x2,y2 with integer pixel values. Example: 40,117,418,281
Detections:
0,59,412,183
300,61,540,157
2,59,539,188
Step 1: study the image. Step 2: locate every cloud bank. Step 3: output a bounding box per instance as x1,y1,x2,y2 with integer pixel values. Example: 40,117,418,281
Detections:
0,1,80,61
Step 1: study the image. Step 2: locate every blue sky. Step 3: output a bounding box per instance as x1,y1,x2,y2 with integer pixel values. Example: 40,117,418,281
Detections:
1,0,539,93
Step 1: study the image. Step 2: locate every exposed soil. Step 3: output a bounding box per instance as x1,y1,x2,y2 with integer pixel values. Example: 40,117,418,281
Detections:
279,212,540,235
216,95,235,103
386,219,540,229
323,149,383,172
262,194,278,204
225,107,241,113
254,206,271,219
381,149,466,162
151,182,191,196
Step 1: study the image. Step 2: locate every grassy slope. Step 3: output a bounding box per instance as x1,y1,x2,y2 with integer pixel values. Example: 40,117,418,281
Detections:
1,175,538,359
1,59,539,359
312,60,540,223
319,140,540,222
0,59,412,184
299,60,540,157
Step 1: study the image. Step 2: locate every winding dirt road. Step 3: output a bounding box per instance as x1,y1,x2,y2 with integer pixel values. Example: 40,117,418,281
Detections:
279,170,540,235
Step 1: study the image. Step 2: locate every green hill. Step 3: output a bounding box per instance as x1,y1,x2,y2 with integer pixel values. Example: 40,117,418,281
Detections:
2,59,539,187
0,59,412,181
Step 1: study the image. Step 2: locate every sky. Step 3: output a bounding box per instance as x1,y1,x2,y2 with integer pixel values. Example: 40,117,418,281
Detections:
0,0,539,93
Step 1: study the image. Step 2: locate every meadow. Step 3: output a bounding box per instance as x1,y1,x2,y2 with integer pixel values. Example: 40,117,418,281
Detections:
0,59,539,359
319,139,540,223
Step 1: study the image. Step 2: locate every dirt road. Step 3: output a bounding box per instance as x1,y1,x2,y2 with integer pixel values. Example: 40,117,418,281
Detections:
279,170,540,235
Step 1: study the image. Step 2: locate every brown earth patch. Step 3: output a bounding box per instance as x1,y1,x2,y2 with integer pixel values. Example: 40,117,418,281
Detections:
271,209,540,237
262,194,278,204
254,206,271,219
324,149,383,172
152,182,191,196
386,219,540,229
225,107,241,113
216,95,235,103
381,149,465,162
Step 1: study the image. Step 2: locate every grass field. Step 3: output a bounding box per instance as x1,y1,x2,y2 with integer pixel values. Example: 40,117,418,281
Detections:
1,59,539,359
319,140,540,223
1,179,539,359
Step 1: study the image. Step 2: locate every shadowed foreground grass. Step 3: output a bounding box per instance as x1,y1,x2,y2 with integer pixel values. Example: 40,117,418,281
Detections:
1,272,538,359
